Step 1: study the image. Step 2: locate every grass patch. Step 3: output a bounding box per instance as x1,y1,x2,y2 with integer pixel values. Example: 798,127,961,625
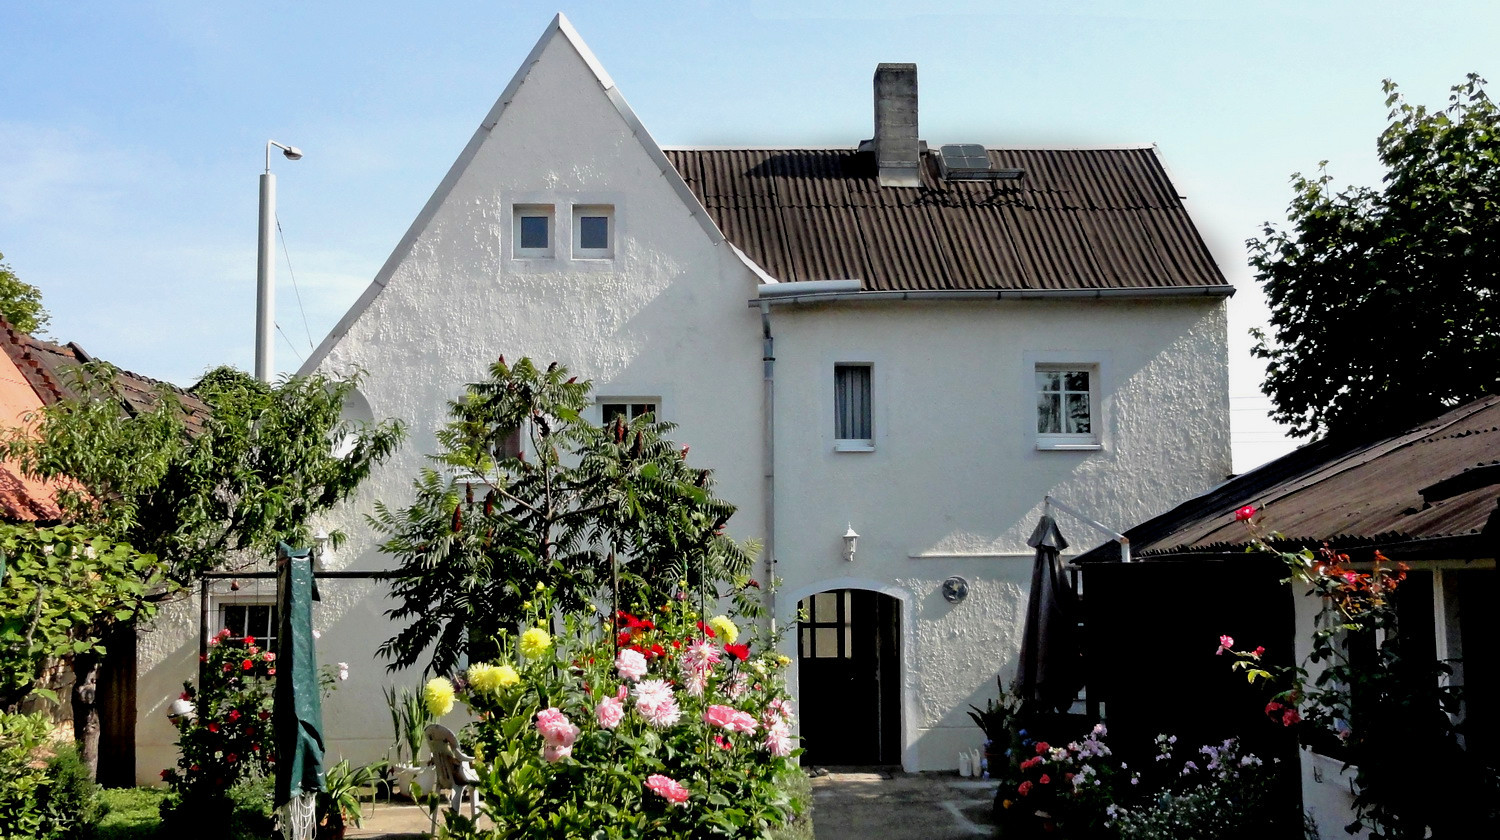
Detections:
91,787,166,840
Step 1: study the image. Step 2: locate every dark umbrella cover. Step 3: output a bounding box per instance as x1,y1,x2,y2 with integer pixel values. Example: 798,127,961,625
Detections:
1016,515,1082,713
274,543,325,833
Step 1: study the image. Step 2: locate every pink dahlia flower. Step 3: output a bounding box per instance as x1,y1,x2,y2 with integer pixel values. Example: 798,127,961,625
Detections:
536,708,580,748
595,696,625,730
763,720,793,757
616,648,649,682
645,773,690,806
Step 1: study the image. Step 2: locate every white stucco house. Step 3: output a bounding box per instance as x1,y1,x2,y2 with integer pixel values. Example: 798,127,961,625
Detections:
133,13,1234,780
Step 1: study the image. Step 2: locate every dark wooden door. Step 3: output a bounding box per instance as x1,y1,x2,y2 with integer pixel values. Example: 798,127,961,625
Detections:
797,589,900,765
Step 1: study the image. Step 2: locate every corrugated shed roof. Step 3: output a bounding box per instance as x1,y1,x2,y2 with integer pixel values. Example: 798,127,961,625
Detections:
1077,395,1500,562
663,147,1228,291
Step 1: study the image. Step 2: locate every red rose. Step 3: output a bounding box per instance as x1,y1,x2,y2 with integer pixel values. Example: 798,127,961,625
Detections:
207,722,219,733
222,663,231,672
160,769,170,780
1018,781,1033,797
267,667,276,676
1035,742,1050,754
228,709,241,722
244,636,255,645
226,753,237,763
1039,774,1051,785
1234,505,1257,522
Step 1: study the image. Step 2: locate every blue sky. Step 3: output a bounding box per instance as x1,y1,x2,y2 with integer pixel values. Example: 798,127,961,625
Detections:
3,1,1497,472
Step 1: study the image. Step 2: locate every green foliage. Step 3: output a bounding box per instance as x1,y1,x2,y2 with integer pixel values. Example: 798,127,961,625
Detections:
1221,522,1500,838
39,744,103,840
0,711,53,839
91,787,167,840
158,632,276,828
1250,74,1500,439
375,356,751,675
0,250,50,335
0,524,161,709
5,364,404,583
317,758,386,831
443,588,802,840
384,684,433,766
967,676,1024,743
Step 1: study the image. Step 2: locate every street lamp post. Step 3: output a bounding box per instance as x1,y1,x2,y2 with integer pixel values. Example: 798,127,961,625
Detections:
256,140,303,383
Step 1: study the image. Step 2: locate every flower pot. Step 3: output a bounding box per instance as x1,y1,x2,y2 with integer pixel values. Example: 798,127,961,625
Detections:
392,763,435,801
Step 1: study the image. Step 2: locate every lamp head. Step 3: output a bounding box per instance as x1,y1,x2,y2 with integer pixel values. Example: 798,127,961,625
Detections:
281,146,303,161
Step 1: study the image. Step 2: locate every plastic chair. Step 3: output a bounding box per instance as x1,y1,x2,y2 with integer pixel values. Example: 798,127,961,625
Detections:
424,723,481,834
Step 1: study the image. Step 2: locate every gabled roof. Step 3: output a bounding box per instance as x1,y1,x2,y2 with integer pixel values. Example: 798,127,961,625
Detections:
1077,395,1500,563
665,146,1230,292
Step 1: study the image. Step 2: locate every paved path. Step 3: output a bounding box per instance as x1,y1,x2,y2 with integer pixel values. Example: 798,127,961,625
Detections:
811,769,998,840
345,770,998,839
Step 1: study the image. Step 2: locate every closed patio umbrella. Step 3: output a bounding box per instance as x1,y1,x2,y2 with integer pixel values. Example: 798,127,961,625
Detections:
1016,514,1082,713
274,543,325,840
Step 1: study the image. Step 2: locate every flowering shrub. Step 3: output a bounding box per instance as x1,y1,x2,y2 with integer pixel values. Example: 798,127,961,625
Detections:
439,585,804,838
994,722,1127,839
1106,735,1283,840
159,629,276,827
1221,509,1500,838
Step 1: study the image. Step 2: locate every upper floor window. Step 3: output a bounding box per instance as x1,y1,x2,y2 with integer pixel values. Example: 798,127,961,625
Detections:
834,364,873,452
1036,364,1099,449
600,400,657,424
514,205,554,257
573,205,614,258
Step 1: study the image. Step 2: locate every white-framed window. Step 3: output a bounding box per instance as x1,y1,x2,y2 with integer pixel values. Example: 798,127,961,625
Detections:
218,600,278,653
834,363,874,452
514,204,554,257
572,205,614,259
600,399,658,424
1035,364,1100,449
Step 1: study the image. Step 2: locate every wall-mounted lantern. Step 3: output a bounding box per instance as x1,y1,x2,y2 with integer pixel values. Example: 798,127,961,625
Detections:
843,525,859,562
312,529,332,569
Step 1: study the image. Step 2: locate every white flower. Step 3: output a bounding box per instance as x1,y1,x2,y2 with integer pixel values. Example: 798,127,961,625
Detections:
337,662,349,681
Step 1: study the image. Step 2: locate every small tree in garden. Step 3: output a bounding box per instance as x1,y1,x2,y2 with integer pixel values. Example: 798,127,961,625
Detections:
5,363,403,775
430,584,803,839
376,356,753,675
1221,507,1499,838
0,524,161,766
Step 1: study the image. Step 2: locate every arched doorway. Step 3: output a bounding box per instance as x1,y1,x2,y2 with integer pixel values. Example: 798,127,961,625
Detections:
796,588,901,765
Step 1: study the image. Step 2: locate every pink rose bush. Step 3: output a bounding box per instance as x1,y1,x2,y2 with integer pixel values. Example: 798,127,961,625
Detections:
441,587,804,839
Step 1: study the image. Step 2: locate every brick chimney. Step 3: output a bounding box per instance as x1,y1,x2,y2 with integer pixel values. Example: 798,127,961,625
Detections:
874,63,920,187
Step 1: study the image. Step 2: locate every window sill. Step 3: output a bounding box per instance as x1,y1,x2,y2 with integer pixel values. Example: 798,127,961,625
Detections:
834,440,875,453
1035,442,1102,452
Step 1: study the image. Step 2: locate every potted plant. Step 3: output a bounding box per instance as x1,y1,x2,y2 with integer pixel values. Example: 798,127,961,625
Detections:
384,685,434,798
968,677,1023,769
316,758,387,840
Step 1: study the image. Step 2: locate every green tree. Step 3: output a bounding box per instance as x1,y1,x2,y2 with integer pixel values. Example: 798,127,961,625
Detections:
4,364,404,775
375,357,752,675
7,364,404,582
1249,74,1500,439
0,251,51,335
0,524,162,769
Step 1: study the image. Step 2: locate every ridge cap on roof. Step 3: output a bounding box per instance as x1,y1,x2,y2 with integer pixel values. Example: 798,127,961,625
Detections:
661,143,1161,152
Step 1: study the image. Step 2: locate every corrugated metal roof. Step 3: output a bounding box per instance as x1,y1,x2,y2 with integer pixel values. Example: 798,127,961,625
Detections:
1077,395,1500,562
663,147,1228,291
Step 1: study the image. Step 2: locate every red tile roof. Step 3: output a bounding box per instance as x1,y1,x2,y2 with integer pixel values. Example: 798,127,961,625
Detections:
664,147,1228,292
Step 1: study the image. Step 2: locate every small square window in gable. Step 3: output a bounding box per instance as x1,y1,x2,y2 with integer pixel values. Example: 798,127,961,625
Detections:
573,205,614,258
514,204,554,258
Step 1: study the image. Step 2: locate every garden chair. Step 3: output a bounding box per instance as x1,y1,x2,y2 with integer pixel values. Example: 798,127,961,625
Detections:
424,723,481,834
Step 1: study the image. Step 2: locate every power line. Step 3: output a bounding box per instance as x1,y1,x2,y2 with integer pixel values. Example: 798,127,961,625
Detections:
275,213,316,351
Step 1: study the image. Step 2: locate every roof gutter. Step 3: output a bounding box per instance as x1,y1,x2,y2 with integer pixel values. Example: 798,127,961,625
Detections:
751,284,1234,307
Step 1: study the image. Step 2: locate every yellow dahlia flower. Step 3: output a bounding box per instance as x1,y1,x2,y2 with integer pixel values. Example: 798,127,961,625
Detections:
708,615,739,645
424,677,455,717
520,627,552,659
468,662,519,694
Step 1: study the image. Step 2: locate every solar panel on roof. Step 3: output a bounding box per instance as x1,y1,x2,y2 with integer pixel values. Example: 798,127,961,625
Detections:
940,144,991,172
